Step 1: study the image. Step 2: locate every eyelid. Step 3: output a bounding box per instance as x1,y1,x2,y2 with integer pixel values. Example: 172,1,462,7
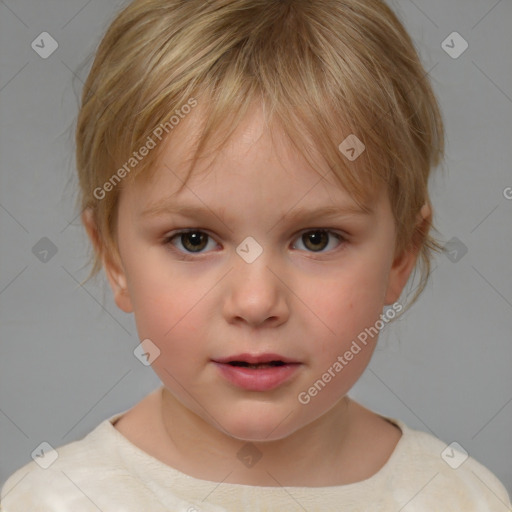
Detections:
294,227,349,240
292,228,347,253
163,229,220,260
164,226,350,239
163,228,220,247
163,227,349,257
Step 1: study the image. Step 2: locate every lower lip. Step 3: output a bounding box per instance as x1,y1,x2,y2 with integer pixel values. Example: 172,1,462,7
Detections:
213,362,301,391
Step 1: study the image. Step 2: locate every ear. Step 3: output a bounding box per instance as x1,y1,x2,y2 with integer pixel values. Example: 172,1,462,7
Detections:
384,203,431,305
81,208,133,313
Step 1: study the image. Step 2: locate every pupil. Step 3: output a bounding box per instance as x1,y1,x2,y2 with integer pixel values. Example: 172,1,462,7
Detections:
183,232,206,251
304,231,327,251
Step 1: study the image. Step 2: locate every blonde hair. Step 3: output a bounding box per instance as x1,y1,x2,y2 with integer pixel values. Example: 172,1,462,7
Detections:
76,0,444,310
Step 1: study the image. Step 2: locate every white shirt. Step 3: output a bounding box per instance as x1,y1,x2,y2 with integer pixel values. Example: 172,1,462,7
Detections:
1,410,510,511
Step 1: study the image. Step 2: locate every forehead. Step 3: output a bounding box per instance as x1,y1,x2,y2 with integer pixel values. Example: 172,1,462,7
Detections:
123,102,381,217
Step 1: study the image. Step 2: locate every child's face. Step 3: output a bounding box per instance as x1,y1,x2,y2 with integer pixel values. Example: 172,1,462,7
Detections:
103,104,418,442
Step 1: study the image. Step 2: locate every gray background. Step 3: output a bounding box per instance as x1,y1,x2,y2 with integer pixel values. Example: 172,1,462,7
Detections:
1,0,511,500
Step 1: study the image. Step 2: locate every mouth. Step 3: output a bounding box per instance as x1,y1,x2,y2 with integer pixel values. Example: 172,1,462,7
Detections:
226,360,287,369
213,353,300,366
212,353,302,391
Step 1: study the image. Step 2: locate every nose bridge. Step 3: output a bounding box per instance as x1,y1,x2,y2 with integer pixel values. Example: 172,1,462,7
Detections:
233,238,279,296
224,238,288,325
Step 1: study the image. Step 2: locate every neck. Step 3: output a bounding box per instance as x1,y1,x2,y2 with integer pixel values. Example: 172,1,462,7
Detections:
159,387,358,486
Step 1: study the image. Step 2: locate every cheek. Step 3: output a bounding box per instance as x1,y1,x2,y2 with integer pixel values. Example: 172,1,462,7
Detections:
124,261,206,361
316,260,390,338
304,258,391,383
133,290,207,387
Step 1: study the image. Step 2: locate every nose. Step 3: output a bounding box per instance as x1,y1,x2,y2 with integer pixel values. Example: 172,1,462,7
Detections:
222,249,290,328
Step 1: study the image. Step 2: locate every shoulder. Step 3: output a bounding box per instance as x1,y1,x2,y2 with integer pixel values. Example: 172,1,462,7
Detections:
0,409,225,512
0,390,167,511
0,413,149,511
387,418,512,511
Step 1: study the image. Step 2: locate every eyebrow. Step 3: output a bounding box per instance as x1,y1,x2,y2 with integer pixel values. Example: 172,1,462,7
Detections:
141,201,372,223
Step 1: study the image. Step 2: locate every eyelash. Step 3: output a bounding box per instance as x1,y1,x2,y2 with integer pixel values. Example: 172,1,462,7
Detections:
162,229,347,259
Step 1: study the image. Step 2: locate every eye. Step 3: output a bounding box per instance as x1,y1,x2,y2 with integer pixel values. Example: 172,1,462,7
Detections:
165,230,218,254
164,228,346,257
292,229,345,253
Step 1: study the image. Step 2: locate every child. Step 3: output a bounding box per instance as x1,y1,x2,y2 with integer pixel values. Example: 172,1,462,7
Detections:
2,0,510,509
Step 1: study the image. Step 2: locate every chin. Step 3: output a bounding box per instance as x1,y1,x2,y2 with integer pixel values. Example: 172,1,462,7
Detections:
213,403,304,443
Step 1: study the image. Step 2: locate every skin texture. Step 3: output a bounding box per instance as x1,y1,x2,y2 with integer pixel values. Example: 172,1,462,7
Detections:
84,104,428,486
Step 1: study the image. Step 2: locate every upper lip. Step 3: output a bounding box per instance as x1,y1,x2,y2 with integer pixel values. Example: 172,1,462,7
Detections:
213,353,300,364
